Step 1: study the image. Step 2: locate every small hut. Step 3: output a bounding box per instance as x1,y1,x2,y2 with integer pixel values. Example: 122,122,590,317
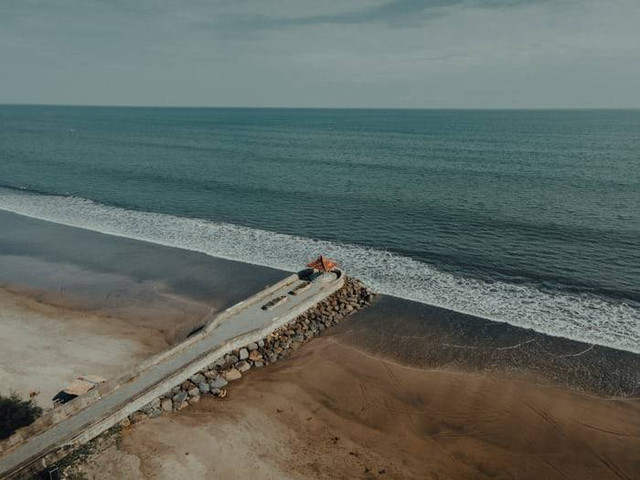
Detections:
306,255,339,272
52,375,106,407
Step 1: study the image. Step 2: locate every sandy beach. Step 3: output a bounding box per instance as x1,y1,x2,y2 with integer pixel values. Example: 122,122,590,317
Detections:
76,332,640,480
0,288,167,408
1,212,639,478
0,211,284,409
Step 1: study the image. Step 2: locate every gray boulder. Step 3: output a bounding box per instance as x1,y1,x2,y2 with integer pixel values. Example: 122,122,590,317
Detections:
198,382,210,394
172,391,188,405
208,358,225,370
190,373,206,385
148,409,162,419
239,348,249,360
141,398,160,414
208,376,228,389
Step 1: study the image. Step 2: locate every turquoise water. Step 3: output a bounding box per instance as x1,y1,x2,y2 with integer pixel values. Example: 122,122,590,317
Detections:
1,106,639,351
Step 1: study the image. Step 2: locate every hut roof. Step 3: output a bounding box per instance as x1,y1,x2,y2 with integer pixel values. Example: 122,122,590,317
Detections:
306,255,338,272
63,379,96,396
62,375,106,396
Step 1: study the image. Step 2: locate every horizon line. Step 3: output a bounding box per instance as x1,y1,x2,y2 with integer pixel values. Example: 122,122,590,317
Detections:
1,102,640,111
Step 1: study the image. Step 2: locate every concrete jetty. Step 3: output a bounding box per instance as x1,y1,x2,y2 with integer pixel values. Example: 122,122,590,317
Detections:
0,269,346,479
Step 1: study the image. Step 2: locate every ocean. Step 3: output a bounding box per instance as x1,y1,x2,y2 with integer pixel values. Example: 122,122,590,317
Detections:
0,106,638,352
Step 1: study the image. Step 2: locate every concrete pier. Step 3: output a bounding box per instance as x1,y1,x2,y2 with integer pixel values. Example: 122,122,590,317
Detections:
0,270,344,479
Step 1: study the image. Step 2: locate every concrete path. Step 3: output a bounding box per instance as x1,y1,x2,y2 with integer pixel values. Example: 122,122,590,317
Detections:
0,271,343,478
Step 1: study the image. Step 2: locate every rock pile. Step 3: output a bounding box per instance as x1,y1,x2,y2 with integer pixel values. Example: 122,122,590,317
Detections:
128,277,374,422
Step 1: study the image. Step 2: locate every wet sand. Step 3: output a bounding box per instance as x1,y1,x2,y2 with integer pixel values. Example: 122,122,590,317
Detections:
0,210,285,344
78,330,640,480
338,295,640,397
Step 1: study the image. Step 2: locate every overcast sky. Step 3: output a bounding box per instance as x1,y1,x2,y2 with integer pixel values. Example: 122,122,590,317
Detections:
2,0,639,108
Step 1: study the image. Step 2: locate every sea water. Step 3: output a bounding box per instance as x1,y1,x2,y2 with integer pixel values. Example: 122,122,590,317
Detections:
0,106,638,352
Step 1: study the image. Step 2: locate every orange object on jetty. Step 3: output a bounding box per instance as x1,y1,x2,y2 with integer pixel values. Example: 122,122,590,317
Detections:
306,255,338,272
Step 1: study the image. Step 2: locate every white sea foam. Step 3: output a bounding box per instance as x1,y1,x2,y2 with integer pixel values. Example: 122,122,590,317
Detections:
1,187,638,353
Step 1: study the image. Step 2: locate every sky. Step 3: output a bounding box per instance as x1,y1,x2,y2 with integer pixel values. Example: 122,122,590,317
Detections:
1,0,639,108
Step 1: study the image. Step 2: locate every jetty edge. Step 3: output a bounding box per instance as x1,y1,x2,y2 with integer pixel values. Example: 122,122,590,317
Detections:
0,269,375,479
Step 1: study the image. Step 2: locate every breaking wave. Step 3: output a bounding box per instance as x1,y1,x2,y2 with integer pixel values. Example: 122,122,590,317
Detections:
1,186,638,353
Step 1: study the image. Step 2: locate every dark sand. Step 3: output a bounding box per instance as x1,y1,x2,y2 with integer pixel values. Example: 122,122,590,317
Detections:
339,295,640,398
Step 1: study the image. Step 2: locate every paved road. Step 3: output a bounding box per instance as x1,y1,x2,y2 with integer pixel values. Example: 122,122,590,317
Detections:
0,271,341,478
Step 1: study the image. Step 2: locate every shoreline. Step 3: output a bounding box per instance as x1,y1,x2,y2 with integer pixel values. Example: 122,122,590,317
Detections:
2,187,637,355
1,209,638,405
331,295,640,398
1,209,639,478
0,208,638,359
0,209,286,343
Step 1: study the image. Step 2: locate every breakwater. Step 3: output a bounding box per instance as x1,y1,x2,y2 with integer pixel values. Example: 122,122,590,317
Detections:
130,277,373,418
5,276,374,479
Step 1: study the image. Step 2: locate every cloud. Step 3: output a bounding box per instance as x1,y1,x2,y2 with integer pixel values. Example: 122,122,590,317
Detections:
205,0,554,32
0,0,638,107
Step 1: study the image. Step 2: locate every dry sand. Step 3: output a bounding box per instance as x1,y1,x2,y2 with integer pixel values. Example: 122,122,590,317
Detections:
78,336,640,480
0,288,168,408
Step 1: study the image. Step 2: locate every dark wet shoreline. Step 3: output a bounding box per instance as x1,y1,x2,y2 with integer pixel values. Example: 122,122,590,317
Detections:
2,209,639,397
0,210,286,343
332,295,640,397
